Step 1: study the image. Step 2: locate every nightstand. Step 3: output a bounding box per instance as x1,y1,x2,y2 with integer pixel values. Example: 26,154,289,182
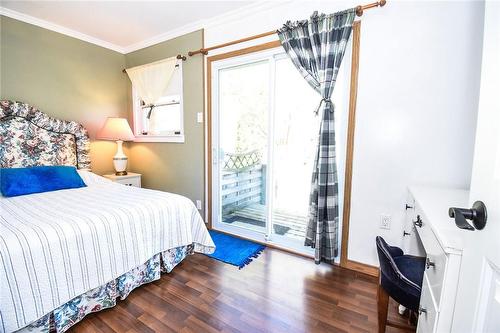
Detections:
103,172,142,188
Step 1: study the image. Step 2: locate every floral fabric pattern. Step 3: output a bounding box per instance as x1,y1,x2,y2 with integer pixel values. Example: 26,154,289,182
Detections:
0,100,91,170
19,245,193,333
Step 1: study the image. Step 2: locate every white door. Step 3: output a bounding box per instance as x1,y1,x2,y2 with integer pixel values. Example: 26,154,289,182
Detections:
451,2,500,332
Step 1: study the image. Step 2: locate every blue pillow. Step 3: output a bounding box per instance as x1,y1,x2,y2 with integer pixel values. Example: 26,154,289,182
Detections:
0,166,87,197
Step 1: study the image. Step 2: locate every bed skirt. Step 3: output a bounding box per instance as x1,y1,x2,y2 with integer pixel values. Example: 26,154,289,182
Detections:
17,245,194,333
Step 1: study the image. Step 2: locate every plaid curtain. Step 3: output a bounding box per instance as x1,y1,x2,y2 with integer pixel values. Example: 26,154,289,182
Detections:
277,9,356,263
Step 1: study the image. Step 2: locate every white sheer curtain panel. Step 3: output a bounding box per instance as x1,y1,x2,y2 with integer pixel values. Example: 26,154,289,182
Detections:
125,56,177,106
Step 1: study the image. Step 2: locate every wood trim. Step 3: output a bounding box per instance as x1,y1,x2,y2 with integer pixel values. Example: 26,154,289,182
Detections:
208,41,281,62
339,21,376,276
202,28,207,225
206,40,282,230
206,44,213,229
344,259,379,277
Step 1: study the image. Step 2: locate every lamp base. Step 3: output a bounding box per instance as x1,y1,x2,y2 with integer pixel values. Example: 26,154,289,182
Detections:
113,140,129,176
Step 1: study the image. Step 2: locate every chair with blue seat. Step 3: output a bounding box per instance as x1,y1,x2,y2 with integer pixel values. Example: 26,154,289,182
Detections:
375,236,426,333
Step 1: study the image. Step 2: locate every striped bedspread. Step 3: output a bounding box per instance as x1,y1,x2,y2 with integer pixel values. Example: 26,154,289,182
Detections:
0,171,215,333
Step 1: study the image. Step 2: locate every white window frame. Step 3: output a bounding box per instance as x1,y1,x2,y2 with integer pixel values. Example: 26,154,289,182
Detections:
131,62,185,143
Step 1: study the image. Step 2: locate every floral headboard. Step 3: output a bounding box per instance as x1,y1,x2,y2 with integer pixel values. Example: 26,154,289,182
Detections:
0,100,91,170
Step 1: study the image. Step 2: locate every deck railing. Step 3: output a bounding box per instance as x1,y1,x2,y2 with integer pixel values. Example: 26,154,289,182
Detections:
221,150,266,215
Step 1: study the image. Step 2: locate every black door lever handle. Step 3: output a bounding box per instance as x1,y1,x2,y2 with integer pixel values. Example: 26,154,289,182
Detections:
448,201,487,231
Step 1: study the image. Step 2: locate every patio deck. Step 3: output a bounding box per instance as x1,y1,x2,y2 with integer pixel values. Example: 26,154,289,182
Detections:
222,203,307,240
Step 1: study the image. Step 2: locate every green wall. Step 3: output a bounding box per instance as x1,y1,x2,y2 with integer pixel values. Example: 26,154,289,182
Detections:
0,16,129,175
1,16,205,214
125,30,205,215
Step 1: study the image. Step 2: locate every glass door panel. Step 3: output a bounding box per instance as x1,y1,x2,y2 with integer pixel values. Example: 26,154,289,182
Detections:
271,56,320,245
211,48,332,255
218,60,270,234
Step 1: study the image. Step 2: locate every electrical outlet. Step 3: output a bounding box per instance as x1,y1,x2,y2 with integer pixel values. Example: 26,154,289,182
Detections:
196,200,202,210
380,214,391,229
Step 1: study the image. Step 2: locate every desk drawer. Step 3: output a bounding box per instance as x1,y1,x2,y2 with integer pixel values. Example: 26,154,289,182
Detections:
413,208,447,308
417,273,438,333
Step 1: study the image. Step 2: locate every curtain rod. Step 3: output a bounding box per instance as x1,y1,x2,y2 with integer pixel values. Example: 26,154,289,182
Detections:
122,54,186,73
188,0,386,57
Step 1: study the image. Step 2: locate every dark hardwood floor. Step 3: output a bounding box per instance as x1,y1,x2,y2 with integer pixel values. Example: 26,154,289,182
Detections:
71,248,415,333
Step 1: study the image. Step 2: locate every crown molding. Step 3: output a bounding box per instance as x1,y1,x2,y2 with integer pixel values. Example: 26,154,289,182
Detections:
0,6,126,53
121,20,206,54
122,1,289,54
0,1,290,55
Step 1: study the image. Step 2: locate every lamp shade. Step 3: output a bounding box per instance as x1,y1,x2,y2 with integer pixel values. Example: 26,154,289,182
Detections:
97,117,135,141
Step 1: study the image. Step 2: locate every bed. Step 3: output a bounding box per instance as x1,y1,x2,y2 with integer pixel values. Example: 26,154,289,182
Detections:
0,100,215,333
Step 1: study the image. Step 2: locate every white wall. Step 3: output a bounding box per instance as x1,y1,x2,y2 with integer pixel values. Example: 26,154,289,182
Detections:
204,0,483,266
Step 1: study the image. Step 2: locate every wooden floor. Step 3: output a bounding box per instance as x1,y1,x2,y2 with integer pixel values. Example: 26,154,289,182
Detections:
71,248,415,333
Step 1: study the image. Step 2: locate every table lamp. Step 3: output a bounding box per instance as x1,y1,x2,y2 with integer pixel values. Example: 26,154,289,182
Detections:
97,117,135,175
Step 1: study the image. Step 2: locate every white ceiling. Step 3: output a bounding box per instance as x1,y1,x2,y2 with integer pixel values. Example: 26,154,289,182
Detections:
0,1,258,53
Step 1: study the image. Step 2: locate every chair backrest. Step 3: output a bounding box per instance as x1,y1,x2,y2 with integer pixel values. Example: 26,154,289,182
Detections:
375,236,420,291
376,236,400,281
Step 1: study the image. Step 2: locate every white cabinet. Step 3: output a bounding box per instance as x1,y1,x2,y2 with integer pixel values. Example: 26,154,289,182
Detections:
407,186,469,333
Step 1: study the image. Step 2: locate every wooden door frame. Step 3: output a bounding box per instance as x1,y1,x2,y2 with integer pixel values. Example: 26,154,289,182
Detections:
206,40,281,230
339,21,379,277
205,21,378,276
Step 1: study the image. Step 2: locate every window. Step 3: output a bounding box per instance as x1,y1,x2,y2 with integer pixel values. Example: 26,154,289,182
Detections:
132,62,184,142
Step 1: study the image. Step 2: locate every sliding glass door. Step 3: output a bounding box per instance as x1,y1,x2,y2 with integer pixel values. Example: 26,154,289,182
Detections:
211,46,318,254
217,59,270,235
271,56,320,245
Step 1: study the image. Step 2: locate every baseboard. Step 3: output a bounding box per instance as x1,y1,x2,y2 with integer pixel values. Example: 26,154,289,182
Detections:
343,259,379,277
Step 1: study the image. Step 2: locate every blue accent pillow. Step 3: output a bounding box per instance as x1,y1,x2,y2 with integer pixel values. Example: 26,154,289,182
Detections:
0,166,87,197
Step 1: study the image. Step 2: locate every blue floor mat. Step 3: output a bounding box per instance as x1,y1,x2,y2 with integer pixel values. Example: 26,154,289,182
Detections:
206,230,266,269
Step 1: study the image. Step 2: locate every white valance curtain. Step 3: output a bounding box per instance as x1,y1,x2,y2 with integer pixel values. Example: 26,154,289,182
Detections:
125,56,177,106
